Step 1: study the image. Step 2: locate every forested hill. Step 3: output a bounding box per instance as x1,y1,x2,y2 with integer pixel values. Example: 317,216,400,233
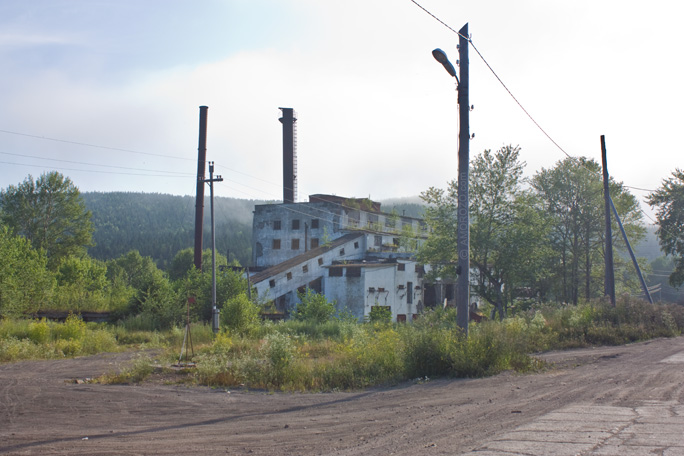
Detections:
83,192,273,269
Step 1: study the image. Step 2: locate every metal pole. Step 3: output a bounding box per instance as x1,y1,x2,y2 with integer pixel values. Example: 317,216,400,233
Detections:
209,161,219,333
601,135,616,306
456,23,470,335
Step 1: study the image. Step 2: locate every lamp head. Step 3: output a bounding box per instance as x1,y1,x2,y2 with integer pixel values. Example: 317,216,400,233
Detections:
432,48,457,80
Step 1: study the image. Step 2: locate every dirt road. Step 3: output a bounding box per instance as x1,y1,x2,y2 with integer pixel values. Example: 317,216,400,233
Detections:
2,337,684,455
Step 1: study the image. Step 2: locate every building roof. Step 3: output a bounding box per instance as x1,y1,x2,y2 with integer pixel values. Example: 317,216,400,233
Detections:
249,232,365,285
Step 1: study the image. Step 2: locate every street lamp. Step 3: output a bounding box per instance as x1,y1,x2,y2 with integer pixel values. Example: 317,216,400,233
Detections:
432,23,470,336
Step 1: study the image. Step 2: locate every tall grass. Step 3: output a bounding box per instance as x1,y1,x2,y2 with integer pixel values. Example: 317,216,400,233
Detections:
3,297,684,392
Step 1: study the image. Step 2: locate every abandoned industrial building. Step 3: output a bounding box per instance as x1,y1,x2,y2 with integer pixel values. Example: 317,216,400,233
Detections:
249,194,432,322
247,108,451,322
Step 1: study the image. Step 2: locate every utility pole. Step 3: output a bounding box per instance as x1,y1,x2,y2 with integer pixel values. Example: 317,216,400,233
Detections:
456,23,470,335
204,161,223,333
194,106,209,271
601,135,616,306
431,23,470,336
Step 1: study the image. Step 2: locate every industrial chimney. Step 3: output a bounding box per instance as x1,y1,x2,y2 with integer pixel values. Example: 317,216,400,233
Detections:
279,107,297,203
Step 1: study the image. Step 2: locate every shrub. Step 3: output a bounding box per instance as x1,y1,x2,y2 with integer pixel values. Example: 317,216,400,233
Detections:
221,294,260,335
293,289,335,324
27,319,51,344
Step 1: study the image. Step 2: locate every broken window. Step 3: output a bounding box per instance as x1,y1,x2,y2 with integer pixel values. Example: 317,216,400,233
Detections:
397,263,405,271
374,235,382,246
318,258,324,266
269,279,275,288
286,272,293,281
329,268,343,277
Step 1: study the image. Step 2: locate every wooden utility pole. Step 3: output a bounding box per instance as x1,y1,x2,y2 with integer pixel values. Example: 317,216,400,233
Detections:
601,135,616,306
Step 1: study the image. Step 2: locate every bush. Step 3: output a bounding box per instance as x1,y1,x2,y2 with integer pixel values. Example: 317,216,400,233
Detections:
221,294,260,335
293,289,335,324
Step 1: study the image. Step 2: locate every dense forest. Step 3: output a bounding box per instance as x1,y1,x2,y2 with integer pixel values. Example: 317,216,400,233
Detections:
83,192,272,269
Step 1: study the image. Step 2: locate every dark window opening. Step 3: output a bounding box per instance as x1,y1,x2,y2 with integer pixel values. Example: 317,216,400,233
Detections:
302,264,309,273
269,279,276,288
397,263,405,271
291,239,300,250
318,258,323,266
339,248,345,256
397,314,407,322
407,282,413,304
311,218,319,229
374,235,382,246
286,272,293,281
329,268,343,277
311,238,319,249
346,266,361,277
273,220,281,230
272,239,281,250
354,241,359,249
292,219,300,230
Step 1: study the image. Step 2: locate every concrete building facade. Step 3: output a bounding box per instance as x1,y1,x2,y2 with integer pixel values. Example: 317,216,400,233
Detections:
249,195,429,322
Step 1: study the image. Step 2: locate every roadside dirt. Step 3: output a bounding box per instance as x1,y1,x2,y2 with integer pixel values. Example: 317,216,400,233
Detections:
2,337,684,455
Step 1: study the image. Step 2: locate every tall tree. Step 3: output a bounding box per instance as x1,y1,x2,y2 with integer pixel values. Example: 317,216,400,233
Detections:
647,169,684,287
421,146,552,318
532,157,644,303
0,172,93,268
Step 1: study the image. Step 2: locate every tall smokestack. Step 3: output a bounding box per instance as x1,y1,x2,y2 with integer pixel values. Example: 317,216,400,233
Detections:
279,107,297,203
194,106,208,270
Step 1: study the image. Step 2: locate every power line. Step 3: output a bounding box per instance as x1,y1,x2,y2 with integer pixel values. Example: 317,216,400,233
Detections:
0,128,193,162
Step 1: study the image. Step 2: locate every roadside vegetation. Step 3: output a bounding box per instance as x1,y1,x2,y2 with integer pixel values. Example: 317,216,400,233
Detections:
3,164,684,391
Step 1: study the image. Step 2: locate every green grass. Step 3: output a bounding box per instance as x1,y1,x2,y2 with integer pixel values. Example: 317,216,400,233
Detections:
3,297,684,392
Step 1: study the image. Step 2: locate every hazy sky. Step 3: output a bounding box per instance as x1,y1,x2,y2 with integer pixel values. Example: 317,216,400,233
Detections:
0,0,681,222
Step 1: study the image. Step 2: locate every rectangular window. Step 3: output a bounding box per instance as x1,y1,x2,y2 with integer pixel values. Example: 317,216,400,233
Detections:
339,248,345,256
286,272,293,281
346,266,361,277
318,258,324,266
292,219,300,230
272,239,281,250
269,279,275,288
397,263,405,271
311,238,319,249
291,239,300,250
329,268,343,277
407,282,413,304
273,220,281,230
354,241,359,249
302,264,309,273
385,217,396,228
374,235,382,247
311,219,319,229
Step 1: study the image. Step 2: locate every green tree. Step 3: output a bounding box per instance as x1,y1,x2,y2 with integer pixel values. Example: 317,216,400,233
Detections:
221,293,260,334
0,226,54,316
532,157,644,303
647,169,684,286
421,146,552,318
54,255,109,311
167,247,229,281
0,172,93,269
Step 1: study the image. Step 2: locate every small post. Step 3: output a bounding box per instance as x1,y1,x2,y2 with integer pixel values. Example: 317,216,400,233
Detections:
601,135,616,306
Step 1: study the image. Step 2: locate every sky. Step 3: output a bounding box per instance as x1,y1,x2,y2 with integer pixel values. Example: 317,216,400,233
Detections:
0,0,682,222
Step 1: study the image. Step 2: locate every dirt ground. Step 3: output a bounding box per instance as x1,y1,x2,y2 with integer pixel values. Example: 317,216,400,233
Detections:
2,336,684,455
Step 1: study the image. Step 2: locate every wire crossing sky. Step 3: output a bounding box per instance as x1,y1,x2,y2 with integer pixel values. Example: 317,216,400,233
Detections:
0,0,681,220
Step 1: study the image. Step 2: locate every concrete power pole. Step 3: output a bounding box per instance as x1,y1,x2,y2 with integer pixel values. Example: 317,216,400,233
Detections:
456,23,470,335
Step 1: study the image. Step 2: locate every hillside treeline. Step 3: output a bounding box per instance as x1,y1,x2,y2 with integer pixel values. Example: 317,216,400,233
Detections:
83,192,271,269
